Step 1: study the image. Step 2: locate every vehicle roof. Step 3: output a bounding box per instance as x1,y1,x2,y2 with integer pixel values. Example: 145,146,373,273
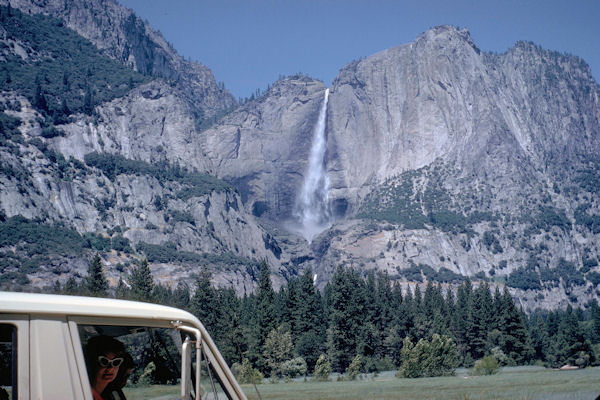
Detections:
0,291,199,325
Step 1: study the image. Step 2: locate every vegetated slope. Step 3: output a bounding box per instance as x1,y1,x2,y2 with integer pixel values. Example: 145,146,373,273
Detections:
0,6,149,119
0,5,287,291
1,0,237,123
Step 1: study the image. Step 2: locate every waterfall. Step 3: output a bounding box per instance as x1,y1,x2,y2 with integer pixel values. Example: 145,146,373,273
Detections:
293,88,331,242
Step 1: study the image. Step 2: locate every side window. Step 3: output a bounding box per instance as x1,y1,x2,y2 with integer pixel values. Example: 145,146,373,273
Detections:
0,324,17,399
78,325,183,399
77,324,232,400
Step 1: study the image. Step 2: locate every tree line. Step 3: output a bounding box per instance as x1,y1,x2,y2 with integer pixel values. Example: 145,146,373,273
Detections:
56,255,600,380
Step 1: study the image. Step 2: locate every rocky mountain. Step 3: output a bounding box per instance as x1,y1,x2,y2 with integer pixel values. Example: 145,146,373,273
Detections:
198,26,600,310
1,1,599,311
321,27,600,310
0,3,288,292
0,0,236,122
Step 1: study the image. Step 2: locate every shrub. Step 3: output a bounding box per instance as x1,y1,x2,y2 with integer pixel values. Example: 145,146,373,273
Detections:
433,267,465,283
587,271,600,286
507,267,541,290
313,354,331,382
0,215,88,256
556,258,585,287
234,358,263,385
137,361,156,386
111,234,132,253
490,346,508,366
396,335,459,378
483,231,503,253
281,357,307,379
533,206,572,231
345,355,363,381
168,210,195,226
83,152,231,196
472,355,500,376
362,356,395,373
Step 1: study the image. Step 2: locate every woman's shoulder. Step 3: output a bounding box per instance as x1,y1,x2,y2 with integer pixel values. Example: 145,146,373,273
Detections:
103,389,126,400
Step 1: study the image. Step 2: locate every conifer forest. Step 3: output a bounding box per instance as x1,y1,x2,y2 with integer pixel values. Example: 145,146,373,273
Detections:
57,256,600,381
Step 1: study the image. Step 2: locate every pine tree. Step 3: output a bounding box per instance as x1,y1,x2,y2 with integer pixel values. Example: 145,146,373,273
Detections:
373,272,394,357
152,284,173,306
589,299,600,343
401,286,415,340
251,260,277,372
388,274,403,319
51,280,62,294
191,266,219,334
384,324,405,366
129,258,155,302
444,285,456,325
467,283,491,360
280,279,296,332
115,276,130,299
293,268,326,370
85,253,108,297
557,305,595,367
530,314,549,362
172,282,191,310
411,284,428,340
64,276,80,295
34,75,48,112
497,287,534,364
364,271,378,325
327,266,366,372
83,84,94,115
214,288,246,365
453,279,473,362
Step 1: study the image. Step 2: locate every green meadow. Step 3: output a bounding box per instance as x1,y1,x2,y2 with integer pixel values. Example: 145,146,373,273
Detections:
241,367,600,400
121,366,600,399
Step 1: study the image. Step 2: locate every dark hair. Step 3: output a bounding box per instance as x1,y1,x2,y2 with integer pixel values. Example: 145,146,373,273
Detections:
84,335,126,386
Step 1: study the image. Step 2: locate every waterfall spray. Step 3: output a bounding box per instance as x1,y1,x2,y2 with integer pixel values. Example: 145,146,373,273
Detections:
293,88,331,242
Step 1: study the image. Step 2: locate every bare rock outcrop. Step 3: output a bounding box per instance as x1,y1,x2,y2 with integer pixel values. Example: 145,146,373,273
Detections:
201,76,327,220
326,26,600,211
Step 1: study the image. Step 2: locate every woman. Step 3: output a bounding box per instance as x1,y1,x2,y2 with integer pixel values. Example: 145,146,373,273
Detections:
84,335,126,400
103,352,134,400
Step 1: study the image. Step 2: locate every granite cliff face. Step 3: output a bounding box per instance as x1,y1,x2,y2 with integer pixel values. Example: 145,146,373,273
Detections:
201,76,327,220
0,87,287,291
326,26,600,211
55,81,212,172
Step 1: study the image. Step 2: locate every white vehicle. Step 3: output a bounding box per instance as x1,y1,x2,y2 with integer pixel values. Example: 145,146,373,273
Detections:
0,291,247,400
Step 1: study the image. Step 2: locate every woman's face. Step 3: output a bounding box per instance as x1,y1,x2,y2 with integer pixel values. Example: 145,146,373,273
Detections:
94,352,121,389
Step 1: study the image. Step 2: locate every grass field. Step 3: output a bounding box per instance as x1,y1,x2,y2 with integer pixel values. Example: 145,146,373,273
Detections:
241,367,600,400
121,366,600,400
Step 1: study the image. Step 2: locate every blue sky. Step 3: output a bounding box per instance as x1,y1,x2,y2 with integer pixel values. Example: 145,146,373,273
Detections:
118,0,599,100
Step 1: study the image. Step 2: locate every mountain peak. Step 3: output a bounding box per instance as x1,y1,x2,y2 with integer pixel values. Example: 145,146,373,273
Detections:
414,25,481,55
